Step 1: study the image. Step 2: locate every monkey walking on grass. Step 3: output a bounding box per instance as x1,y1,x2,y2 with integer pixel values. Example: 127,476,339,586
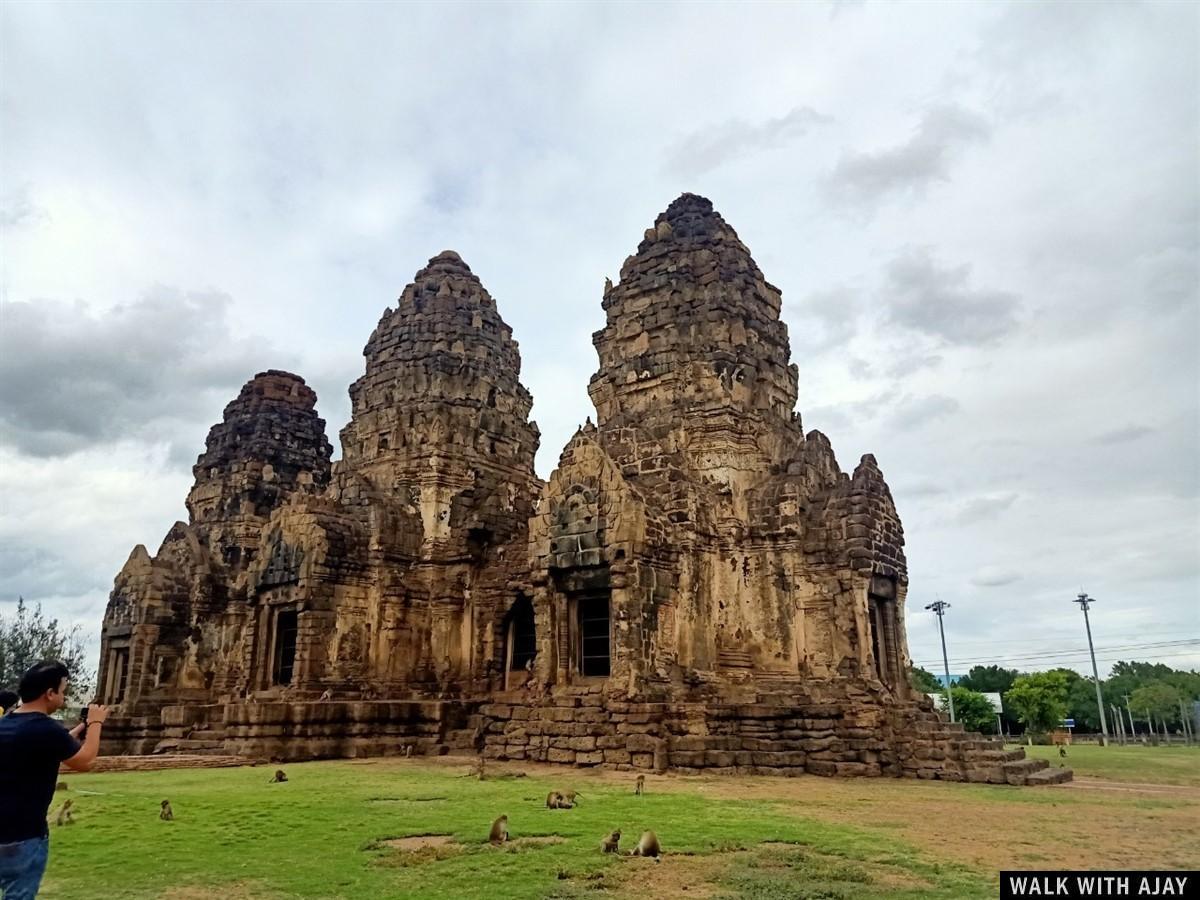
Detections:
160,799,174,821
634,774,645,795
269,769,288,783
55,799,74,826
600,829,621,853
488,814,509,845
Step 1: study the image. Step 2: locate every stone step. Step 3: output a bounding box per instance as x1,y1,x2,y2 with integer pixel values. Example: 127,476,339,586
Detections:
1024,767,1073,786
1002,758,1046,775
965,749,1026,763
155,739,230,755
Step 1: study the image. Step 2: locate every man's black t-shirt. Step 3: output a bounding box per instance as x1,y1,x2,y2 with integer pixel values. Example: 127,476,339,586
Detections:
0,712,81,843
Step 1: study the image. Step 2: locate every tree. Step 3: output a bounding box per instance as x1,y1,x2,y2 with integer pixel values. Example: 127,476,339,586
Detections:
0,597,94,701
958,665,1020,694
1065,676,1108,732
910,665,943,694
1004,671,1069,736
1129,681,1184,728
939,686,998,734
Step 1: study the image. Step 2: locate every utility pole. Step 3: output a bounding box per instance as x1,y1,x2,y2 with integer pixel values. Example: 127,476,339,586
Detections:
1073,592,1109,746
1124,694,1136,740
925,600,954,723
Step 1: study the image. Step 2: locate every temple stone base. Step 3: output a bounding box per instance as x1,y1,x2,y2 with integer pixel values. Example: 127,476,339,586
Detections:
100,682,1071,786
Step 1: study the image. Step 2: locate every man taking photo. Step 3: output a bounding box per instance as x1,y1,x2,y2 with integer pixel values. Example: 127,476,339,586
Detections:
0,661,109,899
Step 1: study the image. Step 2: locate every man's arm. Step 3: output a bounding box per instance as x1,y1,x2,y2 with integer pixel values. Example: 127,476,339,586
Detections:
63,704,109,772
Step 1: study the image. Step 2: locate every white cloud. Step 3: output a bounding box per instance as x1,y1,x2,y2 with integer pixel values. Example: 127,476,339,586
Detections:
0,1,1196,678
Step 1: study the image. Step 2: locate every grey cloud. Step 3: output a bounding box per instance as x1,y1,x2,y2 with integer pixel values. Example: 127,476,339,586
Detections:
0,289,306,459
1093,425,1154,446
970,566,1022,588
847,357,872,379
887,393,960,431
895,480,950,500
665,106,833,178
955,492,1019,525
0,184,46,229
884,248,1021,345
885,352,943,378
792,287,861,353
0,543,104,600
828,105,989,203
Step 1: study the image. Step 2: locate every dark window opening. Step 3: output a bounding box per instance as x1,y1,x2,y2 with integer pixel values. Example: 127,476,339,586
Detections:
577,595,610,677
109,647,129,703
273,610,299,686
507,596,536,672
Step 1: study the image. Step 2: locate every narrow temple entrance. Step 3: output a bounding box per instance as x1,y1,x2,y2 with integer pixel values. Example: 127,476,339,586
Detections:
106,647,129,703
867,576,898,687
504,595,537,689
272,610,299,686
576,594,611,677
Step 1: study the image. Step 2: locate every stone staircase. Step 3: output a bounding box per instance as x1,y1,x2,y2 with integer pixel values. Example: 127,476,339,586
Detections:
890,702,1072,786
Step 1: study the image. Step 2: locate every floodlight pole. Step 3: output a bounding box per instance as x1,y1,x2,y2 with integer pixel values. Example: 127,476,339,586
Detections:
1073,592,1109,747
925,600,954,724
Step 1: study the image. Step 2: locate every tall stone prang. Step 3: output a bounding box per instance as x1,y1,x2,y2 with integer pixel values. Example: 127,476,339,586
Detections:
95,200,1068,785
529,193,907,695
98,371,331,708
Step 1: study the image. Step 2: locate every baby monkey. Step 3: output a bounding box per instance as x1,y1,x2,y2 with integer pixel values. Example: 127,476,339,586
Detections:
634,774,645,795
600,829,621,853
488,814,509,845
629,830,661,859
269,769,288,783
160,799,174,821
55,799,75,826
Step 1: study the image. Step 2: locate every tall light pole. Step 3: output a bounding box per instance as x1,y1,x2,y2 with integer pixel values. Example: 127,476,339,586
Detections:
1074,592,1109,747
925,600,955,723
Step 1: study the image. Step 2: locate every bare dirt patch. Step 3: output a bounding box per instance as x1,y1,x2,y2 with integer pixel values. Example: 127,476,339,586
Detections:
370,834,465,868
605,853,726,900
160,883,273,899
381,835,456,851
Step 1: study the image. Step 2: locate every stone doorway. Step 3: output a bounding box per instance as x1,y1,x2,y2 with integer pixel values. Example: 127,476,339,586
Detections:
105,646,129,703
575,594,611,677
867,576,898,688
272,609,299,686
504,595,536,689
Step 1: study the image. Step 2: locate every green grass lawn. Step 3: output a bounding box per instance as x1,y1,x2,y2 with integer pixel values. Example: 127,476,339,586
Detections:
39,761,986,900
38,747,1199,900
1013,743,1200,786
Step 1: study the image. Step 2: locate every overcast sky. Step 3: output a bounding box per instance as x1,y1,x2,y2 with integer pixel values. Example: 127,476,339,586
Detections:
1,1,1197,681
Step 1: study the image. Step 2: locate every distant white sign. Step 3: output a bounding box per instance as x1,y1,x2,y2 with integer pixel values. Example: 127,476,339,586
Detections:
926,691,1004,714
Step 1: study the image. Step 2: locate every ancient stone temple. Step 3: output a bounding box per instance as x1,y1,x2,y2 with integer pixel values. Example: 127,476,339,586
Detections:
97,195,1067,785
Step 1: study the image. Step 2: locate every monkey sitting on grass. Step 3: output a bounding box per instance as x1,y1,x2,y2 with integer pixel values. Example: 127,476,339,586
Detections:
488,814,509,845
